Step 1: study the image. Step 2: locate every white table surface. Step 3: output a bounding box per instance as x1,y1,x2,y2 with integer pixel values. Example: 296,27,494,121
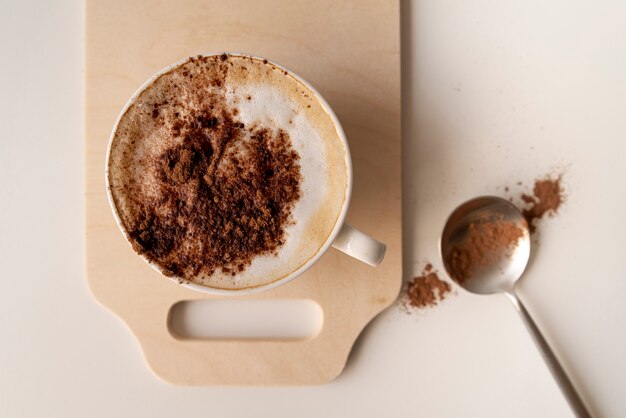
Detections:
2,0,625,416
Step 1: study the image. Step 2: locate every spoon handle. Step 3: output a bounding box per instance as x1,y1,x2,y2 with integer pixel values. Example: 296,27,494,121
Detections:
506,292,592,418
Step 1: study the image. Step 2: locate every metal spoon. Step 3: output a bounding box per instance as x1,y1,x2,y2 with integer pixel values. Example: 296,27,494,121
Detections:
440,196,591,418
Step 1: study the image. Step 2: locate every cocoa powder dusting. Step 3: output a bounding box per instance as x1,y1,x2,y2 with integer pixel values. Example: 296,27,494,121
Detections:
521,176,563,232
124,56,302,280
405,264,452,309
446,219,525,284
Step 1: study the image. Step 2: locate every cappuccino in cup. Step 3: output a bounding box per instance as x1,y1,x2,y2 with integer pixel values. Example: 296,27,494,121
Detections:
107,54,350,291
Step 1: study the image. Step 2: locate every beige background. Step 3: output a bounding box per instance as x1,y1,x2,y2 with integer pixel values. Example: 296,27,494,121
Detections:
2,0,626,416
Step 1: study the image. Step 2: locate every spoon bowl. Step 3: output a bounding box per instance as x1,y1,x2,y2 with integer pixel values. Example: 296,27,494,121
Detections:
440,196,530,295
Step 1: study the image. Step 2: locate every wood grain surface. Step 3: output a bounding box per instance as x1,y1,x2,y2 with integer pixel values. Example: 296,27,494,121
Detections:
85,0,401,385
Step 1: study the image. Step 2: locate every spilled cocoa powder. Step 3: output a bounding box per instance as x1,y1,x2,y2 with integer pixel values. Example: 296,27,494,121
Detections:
521,176,563,233
405,264,452,309
445,219,525,284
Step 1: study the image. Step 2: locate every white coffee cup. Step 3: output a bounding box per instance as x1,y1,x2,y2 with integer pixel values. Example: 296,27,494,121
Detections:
106,52,386,295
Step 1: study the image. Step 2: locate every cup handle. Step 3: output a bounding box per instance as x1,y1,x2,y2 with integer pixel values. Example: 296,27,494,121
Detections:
331,223,386,266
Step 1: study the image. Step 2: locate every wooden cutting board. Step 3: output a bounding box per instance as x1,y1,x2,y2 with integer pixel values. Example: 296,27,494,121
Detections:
85,0,401,385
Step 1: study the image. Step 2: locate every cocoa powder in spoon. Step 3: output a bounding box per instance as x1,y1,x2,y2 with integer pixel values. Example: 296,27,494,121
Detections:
445,219,525,285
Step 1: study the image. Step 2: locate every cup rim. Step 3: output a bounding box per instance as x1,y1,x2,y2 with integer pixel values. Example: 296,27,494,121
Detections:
105,52,353,296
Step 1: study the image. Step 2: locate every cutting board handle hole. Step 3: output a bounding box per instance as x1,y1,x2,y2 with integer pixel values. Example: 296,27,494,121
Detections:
168,299,323,341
